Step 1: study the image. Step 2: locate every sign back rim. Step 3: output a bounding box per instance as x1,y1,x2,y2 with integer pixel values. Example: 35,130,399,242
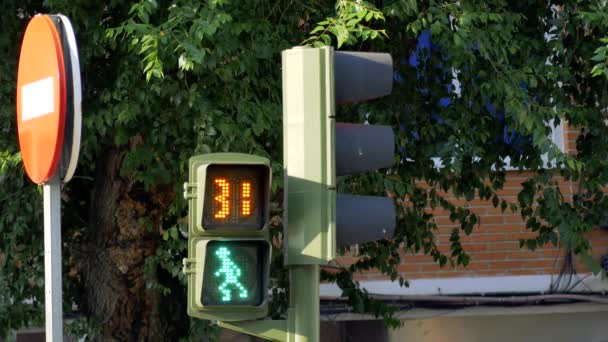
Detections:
55,14,82,183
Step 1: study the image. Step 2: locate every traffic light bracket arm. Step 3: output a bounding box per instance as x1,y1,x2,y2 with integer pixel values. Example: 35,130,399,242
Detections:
182,258,196,275
182,182,197,199
218,320,288,342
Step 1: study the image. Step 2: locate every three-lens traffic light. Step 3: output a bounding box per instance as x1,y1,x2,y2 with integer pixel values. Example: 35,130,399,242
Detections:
282,46,396,265
183,153,271,321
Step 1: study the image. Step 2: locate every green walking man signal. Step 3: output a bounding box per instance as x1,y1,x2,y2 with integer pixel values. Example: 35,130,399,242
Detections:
214,246,248,302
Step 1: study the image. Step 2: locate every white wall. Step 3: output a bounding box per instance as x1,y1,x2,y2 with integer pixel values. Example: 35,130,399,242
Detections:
390,311,608,342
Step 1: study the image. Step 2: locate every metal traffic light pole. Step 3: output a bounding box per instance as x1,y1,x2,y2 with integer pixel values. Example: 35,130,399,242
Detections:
289,265,320,341
281,46,334,342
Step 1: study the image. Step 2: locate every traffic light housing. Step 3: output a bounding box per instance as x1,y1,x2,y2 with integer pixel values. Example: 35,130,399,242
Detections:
282,46,396,265
183,153,272,321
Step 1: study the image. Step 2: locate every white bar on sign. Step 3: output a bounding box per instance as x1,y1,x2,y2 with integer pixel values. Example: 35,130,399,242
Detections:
21,77,54,122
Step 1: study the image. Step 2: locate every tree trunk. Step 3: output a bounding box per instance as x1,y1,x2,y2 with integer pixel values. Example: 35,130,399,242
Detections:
81,148,185,341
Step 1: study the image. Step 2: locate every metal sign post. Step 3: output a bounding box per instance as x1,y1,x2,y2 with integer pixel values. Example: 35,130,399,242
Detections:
17,14,81,342
43,173,63,341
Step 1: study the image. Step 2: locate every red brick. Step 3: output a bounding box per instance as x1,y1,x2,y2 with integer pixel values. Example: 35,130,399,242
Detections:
402,254,435,263
430,209,452,216
397,264,421,273
469,252,510,261
461,244,489,252
488,259,554,270
465,233,509,242
478,216,504,225
503,215,525,223
495,188,524,196
476,241,520,251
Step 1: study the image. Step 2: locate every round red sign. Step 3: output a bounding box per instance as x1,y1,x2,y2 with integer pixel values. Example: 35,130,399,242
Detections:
16,15,67,184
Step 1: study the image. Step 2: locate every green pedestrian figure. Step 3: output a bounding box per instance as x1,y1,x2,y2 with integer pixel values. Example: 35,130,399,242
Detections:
214,247,248,302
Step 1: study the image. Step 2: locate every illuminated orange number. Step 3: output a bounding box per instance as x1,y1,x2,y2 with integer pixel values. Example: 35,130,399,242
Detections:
214,178,230,219
241,181,251,216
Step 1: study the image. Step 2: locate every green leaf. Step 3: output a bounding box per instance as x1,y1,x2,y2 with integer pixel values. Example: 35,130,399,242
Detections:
310,25,325,34
346,18,359,27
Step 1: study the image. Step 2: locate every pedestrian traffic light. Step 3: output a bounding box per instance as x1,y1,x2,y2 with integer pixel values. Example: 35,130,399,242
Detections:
282,46,396,265
183,153,272,321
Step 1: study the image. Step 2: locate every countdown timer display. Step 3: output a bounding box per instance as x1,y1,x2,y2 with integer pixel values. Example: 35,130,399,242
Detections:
202,164,269,230
201,240,269,306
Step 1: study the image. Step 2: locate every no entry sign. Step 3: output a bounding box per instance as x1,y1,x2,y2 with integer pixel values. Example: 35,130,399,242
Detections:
16,15,66,184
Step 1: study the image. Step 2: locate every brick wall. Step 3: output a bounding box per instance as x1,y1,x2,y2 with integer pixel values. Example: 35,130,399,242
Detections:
337,122,608,281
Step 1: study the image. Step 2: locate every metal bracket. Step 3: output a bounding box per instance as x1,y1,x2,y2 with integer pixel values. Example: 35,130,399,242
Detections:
182,182,197,200
182,258,196,275
219,319,288,342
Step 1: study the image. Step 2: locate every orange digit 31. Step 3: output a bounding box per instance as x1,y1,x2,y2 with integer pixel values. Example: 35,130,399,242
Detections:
214,178,230,219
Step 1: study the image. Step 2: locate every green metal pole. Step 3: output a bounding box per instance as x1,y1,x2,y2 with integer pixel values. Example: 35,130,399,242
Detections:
282,46,335,342
289,265,320,342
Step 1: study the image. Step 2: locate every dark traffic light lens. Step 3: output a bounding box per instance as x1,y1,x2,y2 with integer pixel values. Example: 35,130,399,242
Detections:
201,240,269,306
203,164,269,230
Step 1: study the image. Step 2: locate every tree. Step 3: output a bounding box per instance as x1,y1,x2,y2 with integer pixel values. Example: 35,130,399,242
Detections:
1,0,607,340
